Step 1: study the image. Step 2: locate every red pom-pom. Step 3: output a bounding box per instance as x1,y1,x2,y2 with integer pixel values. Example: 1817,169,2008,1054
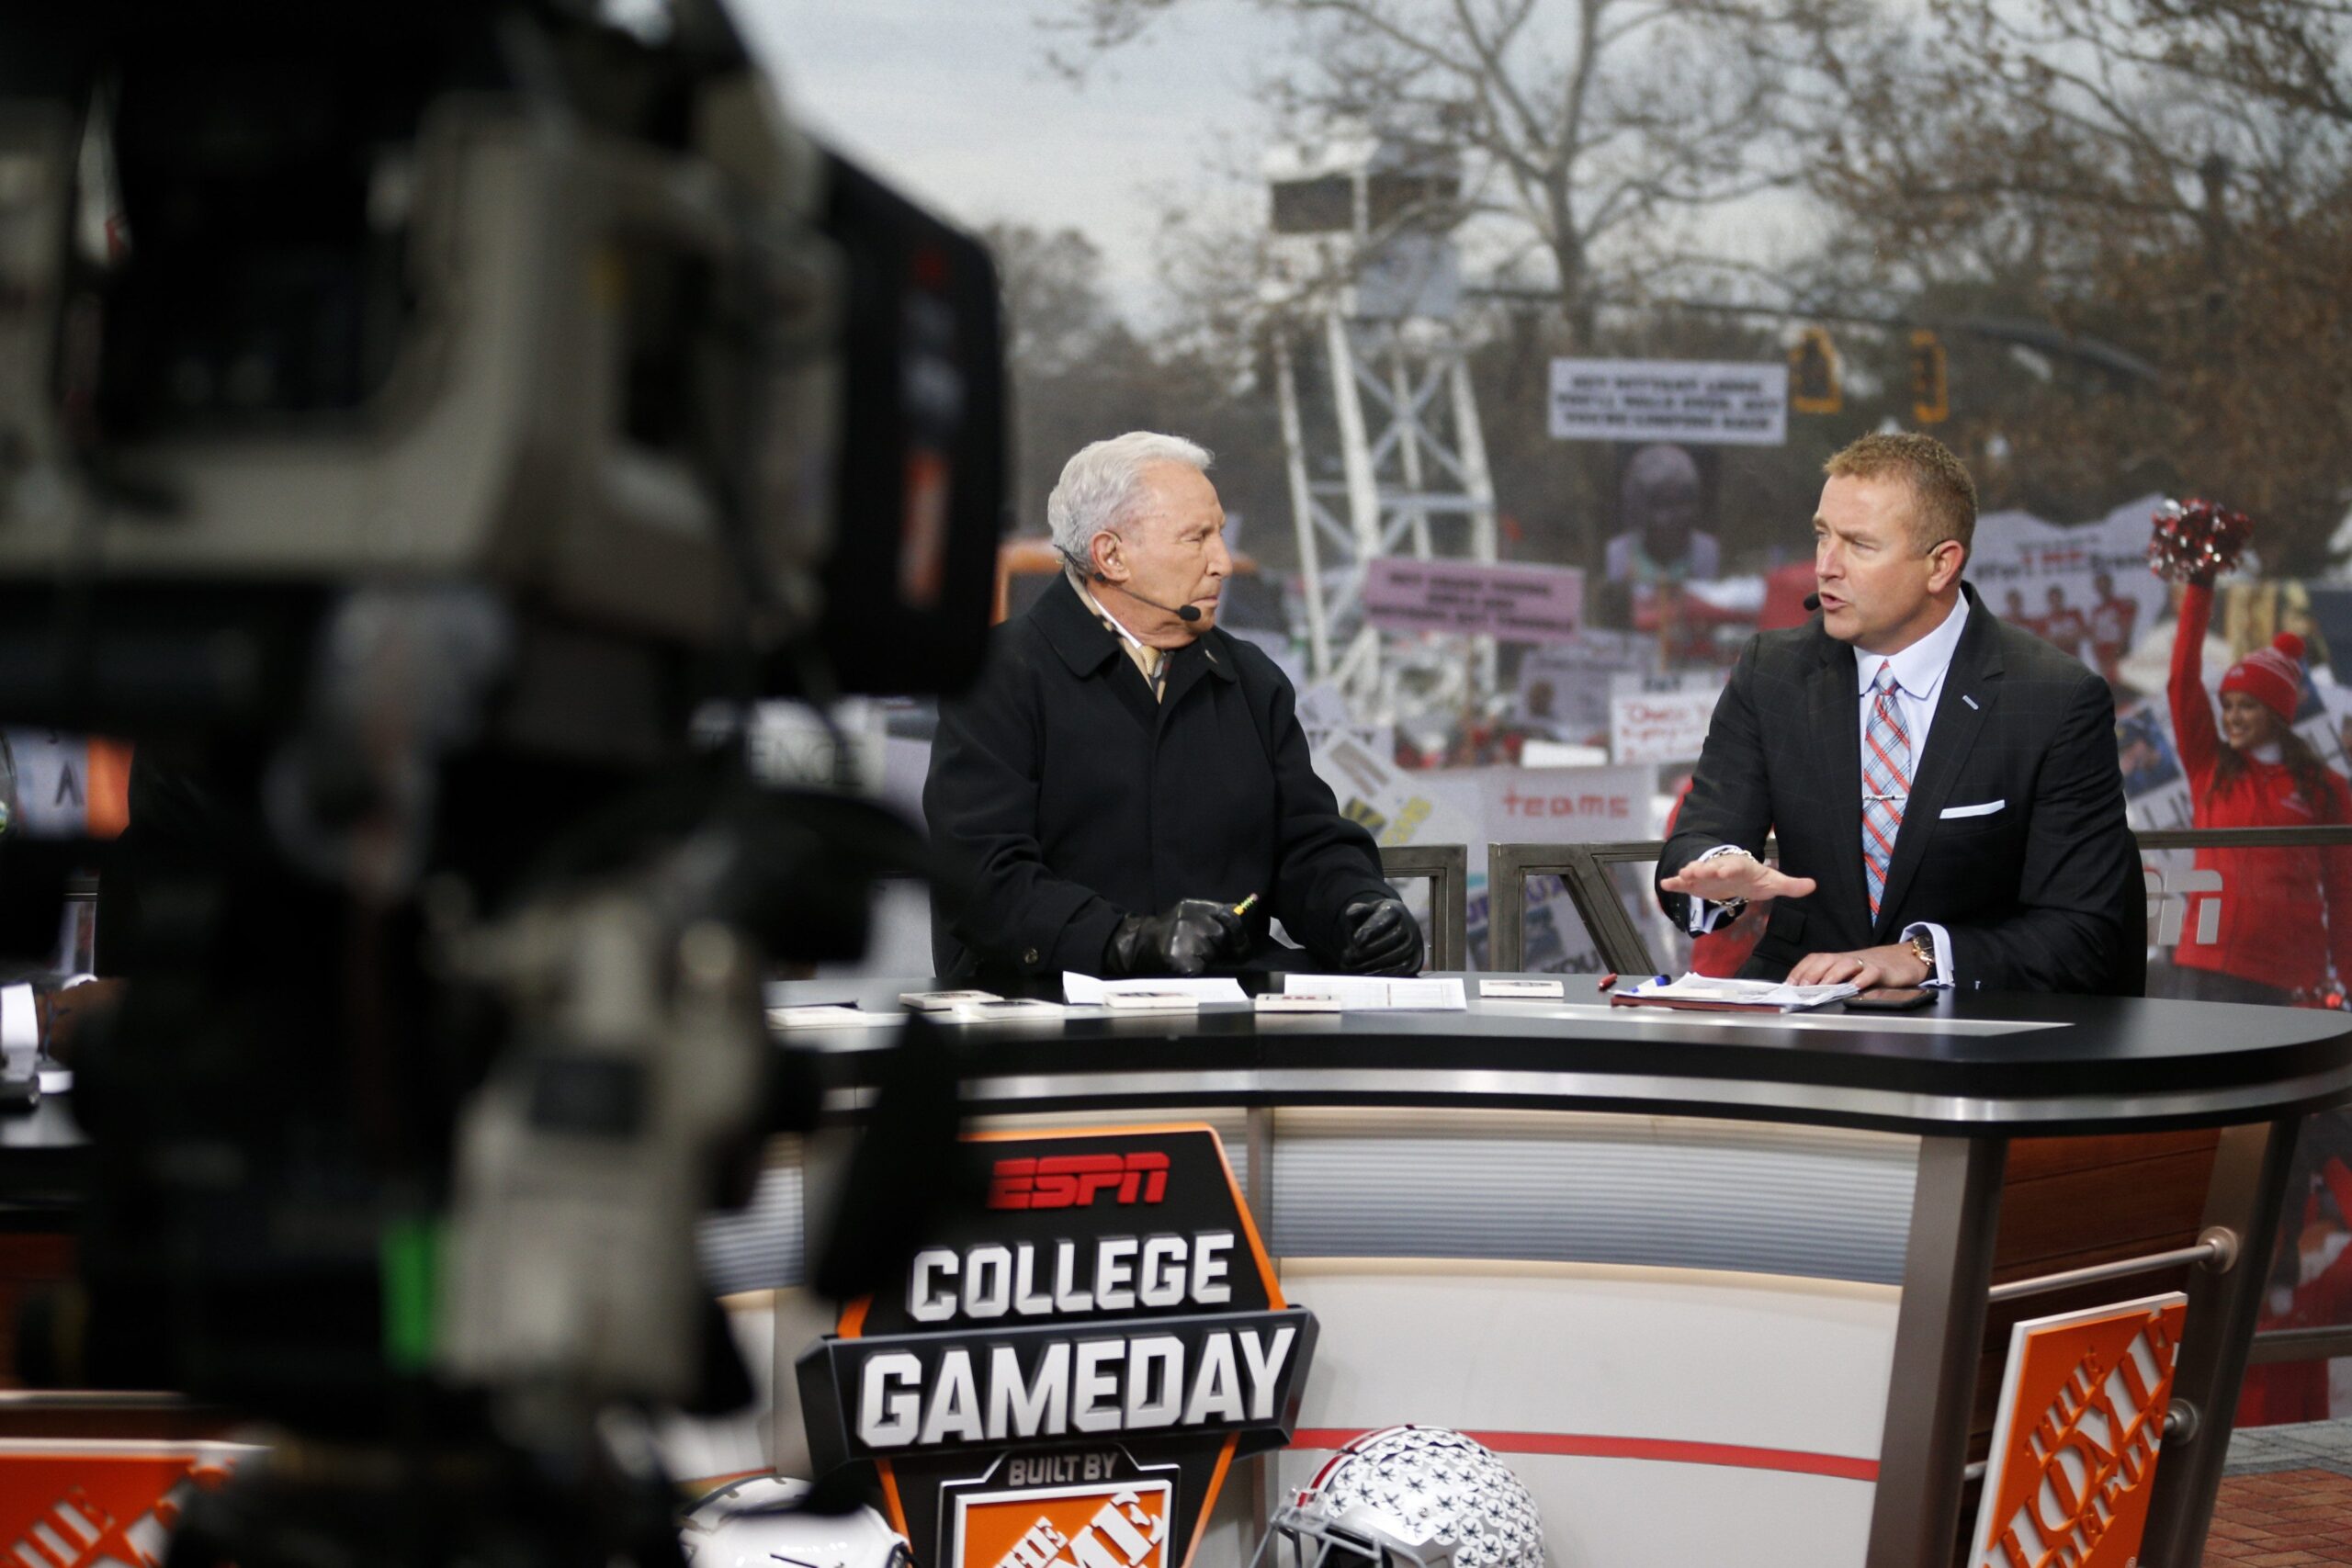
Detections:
2276,632,2307,662
2148,497,2255,583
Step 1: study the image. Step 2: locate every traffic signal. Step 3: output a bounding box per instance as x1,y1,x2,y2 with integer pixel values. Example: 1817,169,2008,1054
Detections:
1790,327,1839,414
1909,328,1949,424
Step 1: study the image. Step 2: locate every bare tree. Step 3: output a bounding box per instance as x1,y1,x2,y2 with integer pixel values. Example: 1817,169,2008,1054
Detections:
1049,0,1860,343
1793,0,2352,564
985,220,1298,554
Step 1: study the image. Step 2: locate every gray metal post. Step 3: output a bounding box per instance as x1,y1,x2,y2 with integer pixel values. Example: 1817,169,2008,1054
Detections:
1273,332,1331,681
1487,843,1524,974
1866,1134,2007,1568
1245,1105,1278,1538
2141,1118,2298,1564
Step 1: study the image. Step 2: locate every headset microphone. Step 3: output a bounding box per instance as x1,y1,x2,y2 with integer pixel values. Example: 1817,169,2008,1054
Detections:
1804,592,1823,613
1099,575,1202,623
1060,547,1204,623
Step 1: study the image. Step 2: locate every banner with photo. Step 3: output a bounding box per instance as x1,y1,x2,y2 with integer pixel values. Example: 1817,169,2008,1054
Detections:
1968,494,2172,687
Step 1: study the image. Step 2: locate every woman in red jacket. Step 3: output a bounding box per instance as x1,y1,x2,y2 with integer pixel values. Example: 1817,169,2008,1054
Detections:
2167,576,2352,1005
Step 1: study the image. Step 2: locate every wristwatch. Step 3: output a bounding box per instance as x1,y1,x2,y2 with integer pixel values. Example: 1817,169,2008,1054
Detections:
1905,931,1936,974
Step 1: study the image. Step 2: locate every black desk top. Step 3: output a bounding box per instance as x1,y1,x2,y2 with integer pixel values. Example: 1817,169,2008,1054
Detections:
773,974,2352,1138
6,978,2346,1194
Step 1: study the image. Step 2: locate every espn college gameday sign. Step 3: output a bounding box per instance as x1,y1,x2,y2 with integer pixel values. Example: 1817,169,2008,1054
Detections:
798,1126,1316,1568
1969,1292,2186,1568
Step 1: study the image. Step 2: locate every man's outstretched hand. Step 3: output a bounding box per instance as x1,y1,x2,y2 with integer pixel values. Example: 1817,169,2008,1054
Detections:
1658,848,1815,905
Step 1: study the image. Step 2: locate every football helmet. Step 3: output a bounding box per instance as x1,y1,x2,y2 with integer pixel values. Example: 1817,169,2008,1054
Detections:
1252,1427,1546,1568
681,1475,911,1568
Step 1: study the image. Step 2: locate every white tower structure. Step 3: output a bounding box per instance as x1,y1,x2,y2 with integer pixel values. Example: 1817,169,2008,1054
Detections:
1261,124,1498,720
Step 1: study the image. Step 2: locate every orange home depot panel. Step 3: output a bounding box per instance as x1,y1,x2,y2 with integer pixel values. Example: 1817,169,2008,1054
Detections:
954,1478,1171,1568
1,1443,257,1568
1967,1292,2186,1568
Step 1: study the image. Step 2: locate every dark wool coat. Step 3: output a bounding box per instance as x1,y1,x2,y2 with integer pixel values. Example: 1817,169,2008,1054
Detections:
924,574,1395,984
1657,582,2145,995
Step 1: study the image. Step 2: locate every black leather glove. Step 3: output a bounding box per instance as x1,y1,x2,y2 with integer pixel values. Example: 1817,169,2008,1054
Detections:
1340,895,1422,976
1106,898,1248,976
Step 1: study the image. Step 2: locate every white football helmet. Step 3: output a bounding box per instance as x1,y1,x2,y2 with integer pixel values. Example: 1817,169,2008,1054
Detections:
681,1475,911,1568
1253,1427,1546,1568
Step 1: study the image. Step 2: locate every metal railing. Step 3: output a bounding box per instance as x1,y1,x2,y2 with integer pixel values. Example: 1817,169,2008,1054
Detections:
1379,843,1467,973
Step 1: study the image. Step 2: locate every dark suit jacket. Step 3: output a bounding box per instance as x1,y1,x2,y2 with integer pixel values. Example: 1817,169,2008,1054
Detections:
1657,584,2144,995
924,574,1395,984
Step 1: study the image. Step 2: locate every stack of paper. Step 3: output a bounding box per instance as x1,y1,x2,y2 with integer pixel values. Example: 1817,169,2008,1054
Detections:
769,1004,899,1031
1061,974,1250,1006
1608,974,1858,1012
900,989,1000,1011
1102,991,1202,1013
948,998,1073,1023
1281,976,1468,1011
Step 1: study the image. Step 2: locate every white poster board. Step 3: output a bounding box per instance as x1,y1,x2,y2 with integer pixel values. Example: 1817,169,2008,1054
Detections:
1549,359,1788,446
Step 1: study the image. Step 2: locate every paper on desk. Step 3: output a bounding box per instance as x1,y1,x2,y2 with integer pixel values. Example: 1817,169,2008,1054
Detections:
1061,973,1249,1005
1283,975,1468,1010
769,1004,900,1030
1615,974,1858,1010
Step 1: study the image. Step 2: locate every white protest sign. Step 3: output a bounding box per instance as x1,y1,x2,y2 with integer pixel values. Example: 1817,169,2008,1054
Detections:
1481,764,1657,840
1513,630,1655,746
1309,731,1482,851
1361,559,1585,643
1969,494,2167,677
1610,683,1724,763
1549,359,1788,446
4,729,96,836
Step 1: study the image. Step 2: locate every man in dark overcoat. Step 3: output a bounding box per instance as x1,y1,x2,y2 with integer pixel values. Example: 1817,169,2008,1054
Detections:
924,433,1419,984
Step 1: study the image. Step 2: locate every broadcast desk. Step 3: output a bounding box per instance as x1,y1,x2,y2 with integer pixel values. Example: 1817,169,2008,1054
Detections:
729,975,2352,1568
4,978,2348,1568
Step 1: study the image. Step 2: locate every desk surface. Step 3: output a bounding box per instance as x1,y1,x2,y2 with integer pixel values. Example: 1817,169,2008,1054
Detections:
4,978,2346,1189
775,974,2352,1136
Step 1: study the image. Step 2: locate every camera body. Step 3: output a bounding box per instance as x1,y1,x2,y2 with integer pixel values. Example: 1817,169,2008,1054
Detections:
0,6,997,1532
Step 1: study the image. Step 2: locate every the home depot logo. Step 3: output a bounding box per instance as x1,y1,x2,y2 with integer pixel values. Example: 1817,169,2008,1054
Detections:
1969,1293,2185,1568
2,1450,250,1568
988,1153,1170,1211
955,1481,1170,1568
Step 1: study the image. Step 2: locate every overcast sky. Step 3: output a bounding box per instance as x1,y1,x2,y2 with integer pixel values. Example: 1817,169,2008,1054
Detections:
735,1,1286,321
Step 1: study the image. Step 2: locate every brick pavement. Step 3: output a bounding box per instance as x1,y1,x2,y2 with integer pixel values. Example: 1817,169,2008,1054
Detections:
2208,1420,2352,1563
2205,1469,2352,1562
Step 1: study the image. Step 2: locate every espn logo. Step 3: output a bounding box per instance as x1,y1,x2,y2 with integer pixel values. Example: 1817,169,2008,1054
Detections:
989,1152,1170,1210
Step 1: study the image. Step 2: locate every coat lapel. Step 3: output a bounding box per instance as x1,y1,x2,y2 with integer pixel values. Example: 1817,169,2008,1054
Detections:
1871,588,2003,939
1033,575,1159,733
1807,632,1870,931
1157,632,1239,726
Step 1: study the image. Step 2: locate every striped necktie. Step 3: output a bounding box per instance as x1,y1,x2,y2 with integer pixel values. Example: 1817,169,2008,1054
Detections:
1862,660,1911,919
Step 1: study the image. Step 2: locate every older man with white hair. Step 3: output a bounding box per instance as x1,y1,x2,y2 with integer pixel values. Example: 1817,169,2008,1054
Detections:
923,432,1419,983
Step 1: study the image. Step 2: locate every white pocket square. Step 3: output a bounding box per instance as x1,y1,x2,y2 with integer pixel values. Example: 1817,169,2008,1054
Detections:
1939,799,2006,819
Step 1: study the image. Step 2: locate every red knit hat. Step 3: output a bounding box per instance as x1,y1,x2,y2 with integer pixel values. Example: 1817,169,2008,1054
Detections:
2222,632,2306,722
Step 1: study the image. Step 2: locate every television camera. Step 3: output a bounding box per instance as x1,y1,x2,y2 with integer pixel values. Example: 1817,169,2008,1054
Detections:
0,2,1001,1564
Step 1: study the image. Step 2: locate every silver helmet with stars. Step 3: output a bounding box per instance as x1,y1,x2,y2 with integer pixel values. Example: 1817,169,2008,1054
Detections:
1251,1427,1546,1568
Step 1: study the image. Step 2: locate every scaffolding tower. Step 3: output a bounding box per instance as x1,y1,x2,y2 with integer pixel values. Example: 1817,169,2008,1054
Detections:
1262,125,1498,721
